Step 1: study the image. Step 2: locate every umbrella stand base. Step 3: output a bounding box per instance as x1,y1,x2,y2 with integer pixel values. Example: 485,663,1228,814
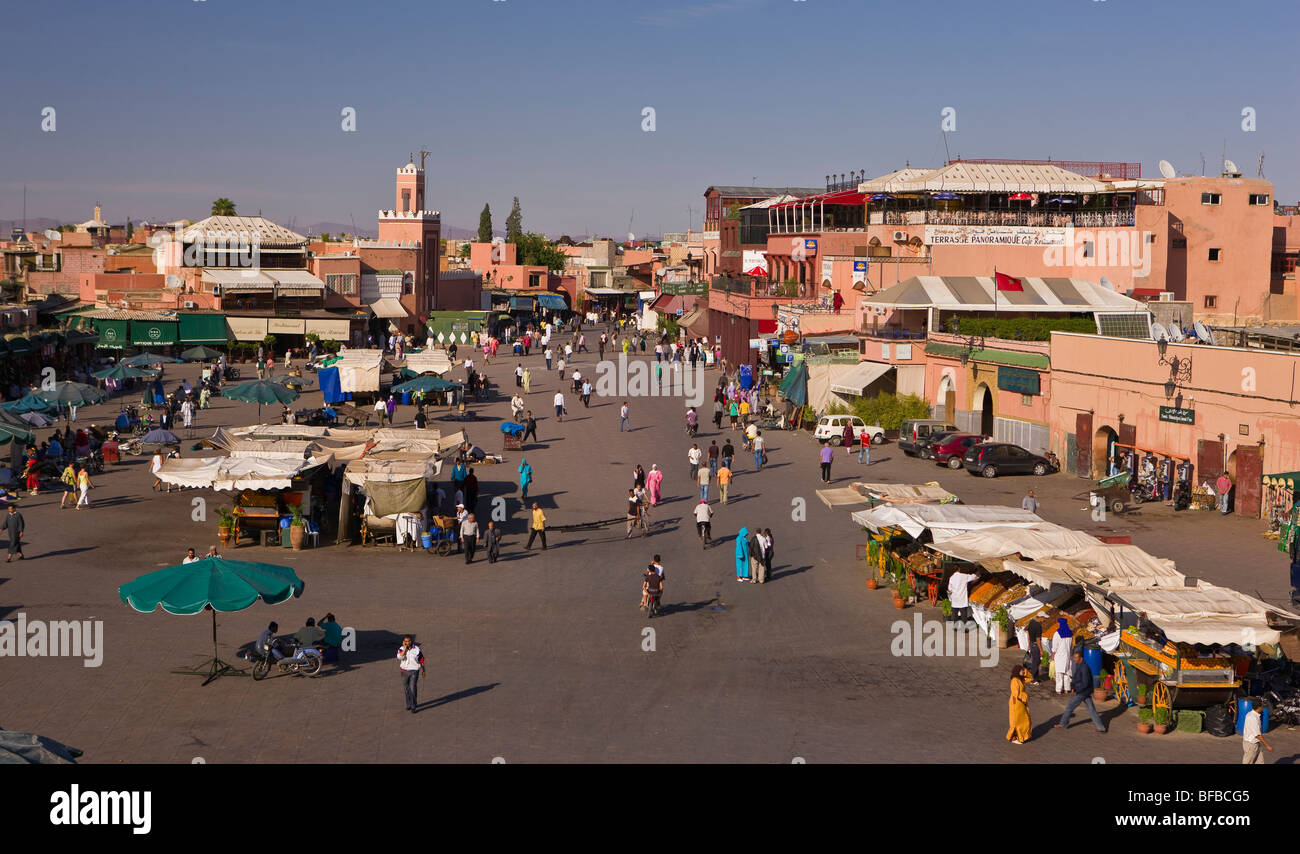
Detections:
171,657,248,687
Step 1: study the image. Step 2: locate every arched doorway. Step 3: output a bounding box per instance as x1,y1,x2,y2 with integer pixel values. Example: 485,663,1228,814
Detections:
1094,426,1118,477
973,383,994,437
1226,449,1237,483
938,373,956,423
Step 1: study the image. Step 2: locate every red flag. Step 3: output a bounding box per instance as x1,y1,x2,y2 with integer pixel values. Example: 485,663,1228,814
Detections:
995,272,1023,292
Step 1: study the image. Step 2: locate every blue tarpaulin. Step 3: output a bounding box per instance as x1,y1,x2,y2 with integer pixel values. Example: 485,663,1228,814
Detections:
536,293,567,311
500,421,526,437
739,364,754,390
318,366,343,404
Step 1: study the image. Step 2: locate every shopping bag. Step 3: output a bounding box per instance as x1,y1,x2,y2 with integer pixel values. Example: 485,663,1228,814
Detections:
1048,659,1057,679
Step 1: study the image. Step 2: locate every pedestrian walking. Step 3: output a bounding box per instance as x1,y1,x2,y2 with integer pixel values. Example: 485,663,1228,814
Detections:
646,464,663,505
523,411,538,443
151,451,166,492
707,440,720,477
819,443,834,483
460,513,480,563
557,358,566,379
1055,649,1107,733
721,439,734,471
713,399,723,430
581,380,592,408
373,397,387,427
1242,701,1274,764
842,421,855,454
687,444,703,480
515,363,524,387
396,635,425,713
522,368,532,393
75,466,93,509
517,458,534,499
729,400,739,430
632,464,647,489
1007,665,1032,744
625,489,642,538
753,431,766,470
857,430,871,465
4,505,24,562
1021,489,1039,514
544,347,553,370
1026,616,1044,683
58,462,77,509
526,502,548,550
577,333,588,353
553,391,566,422
762,528,774,580
734,526,751,582
619,401,630,432
716,463,732,504
697,464,711,502
182,398,194,429
1051,618,1074,694
485,521,501,563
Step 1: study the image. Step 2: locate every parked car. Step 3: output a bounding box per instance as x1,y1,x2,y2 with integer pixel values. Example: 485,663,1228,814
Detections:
813,415,885,446
899,419,958,456
962,442,1059,478
930,433,983,468
918,430,963,459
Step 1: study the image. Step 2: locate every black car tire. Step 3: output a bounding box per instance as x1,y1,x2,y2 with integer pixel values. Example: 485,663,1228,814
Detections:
871,433,885,444
1111,500,1125,514
831,436,842,446
947,457,962,469
981,465,998,478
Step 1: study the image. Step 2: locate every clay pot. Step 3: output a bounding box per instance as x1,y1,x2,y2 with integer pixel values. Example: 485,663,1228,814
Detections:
217,525,233,546
1152,724,1169,735
289,524,305,551
893,596,905,610
1093,689,1109,703
1136,722,1153,734
1135,696,1148,707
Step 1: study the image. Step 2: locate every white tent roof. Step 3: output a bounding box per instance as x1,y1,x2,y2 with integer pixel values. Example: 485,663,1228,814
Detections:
864,275,1143,313
402,351,453,375
1107,584,1300,646
851,504,1042,539
370,298,407,319
858,162,1108,195
857,168,936,194
929,524,1101,563
156,455,327,492
233,424,331,441
227,439,317,459
830,361,893,396
854,482,958,504
344,455,439,486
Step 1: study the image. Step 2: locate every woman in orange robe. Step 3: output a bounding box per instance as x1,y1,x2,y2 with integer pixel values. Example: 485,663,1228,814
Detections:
1007,664,1032,744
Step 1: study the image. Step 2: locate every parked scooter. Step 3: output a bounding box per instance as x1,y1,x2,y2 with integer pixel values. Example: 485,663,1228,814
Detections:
248,638,324,680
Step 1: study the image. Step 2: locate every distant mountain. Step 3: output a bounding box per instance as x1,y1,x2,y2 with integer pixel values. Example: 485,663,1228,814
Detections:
0,217,63,235
303,221,376,239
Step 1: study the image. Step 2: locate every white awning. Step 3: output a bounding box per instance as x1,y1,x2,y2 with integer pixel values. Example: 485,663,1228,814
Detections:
854,482,958,504
370,298,407,319
268,270,326,289
402,351,453,375
202,269,275,288
226,316,268,341
830,361,893,396
1106,584,1300,646
928,524,1101,563
851,504,1042,539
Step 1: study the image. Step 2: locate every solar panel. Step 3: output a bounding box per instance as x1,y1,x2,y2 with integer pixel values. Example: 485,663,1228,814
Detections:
1094,312,1153,339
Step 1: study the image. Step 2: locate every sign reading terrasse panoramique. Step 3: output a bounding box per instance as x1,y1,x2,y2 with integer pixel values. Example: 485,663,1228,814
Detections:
924,225,1068,246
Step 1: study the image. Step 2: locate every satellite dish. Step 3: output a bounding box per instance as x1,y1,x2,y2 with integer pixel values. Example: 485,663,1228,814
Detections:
165,274,182,289
627,232,635,242
1150,321,1169,341
1193,321,1215,345
1158,160,1176,179
1167,324,1184,342
43,229,62,241
1224,159,1239,174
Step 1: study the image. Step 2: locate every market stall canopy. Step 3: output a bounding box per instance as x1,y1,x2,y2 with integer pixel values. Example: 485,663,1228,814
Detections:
370,298,407,319
361,477,427,517
1105,584,1300,646
344,455,439,486
401,351,453,376
228,439,318,460
120,555,304,615
155,455,328,492
329,348,384,393
829,361,893,396
928,523,1101,563
536,293,567,311
1001,544,1184,590
121,351,182,366
393,375,461,394
38,381,106,407
222,379,301,407
92,363,160,381
854,482,959,504
863,275,1142,314
852,503,1042,539
0,421,35,446
180,345,224,362
0,731,84,765
233,425,331,441
139,429,181,445
777,360,808,407
0,392,53,413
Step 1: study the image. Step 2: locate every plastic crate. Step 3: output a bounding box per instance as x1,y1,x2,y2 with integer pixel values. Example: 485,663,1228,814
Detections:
1175,709,1204,734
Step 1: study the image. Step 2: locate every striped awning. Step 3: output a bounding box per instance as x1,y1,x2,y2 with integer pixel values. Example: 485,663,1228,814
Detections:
864,275,1142,313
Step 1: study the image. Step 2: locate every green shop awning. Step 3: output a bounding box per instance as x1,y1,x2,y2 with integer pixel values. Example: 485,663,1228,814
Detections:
924,342,1050,369
131,319,178,346
179,313,228,344
4,334,33,356
95,318,130,349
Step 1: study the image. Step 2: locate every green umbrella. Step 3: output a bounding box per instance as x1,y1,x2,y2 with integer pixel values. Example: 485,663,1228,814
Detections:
122,351,182,366
119,556,305,685
92,364,161,381
37,381,107,407
392,375,461,394
181,345,224,361
0,421,35,446
223,378,301,422
0,392,52,414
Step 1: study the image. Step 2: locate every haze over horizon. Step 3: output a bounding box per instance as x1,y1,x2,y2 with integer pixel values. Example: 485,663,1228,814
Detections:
2,0,1295,237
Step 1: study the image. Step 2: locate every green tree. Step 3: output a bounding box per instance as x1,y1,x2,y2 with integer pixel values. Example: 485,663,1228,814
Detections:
515,232,568,273
211,198,236,216
458,243,471,259
477,203,494,242
505,197,523,242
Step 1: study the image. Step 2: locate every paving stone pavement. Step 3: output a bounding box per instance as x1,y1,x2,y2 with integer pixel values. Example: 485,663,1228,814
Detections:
0,333,1295,764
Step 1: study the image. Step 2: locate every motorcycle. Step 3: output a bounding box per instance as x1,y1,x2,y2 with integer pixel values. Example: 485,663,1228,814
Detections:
642,588,662,619
248,638,324,680
1172,478,1191,511
1129,472,1157,504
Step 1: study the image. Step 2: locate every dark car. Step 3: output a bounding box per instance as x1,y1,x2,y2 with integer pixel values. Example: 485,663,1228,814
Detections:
963,442,1058,478
899,420,958,457
931,433,982,468
918,430,963,459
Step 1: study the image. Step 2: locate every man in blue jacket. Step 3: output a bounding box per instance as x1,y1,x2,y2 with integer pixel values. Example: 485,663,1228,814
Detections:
1055,649,1107,733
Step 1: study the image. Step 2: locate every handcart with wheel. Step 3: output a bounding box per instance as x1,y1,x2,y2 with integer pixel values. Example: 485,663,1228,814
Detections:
1076,471,1134,515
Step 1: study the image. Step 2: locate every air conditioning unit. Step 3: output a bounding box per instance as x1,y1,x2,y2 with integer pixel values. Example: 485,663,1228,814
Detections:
1157,292,1175,302
892,230,907,243
183,300,198,309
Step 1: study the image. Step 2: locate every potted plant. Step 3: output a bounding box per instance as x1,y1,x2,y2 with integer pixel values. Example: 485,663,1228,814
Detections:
216,506,236,547
1134,682,1148,707
1094,670,1112,703
894,577,912,609
1136,707,1154,734
1152,707,1172,735
288,504,306,551
939,598,953,622
993,607,1014,647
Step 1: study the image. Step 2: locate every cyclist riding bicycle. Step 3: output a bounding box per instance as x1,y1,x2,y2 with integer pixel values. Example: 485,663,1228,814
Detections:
685,407,699,436
640,564,663,612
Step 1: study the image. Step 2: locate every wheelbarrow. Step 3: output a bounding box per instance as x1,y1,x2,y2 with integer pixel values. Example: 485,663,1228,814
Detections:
1080,471,1134,515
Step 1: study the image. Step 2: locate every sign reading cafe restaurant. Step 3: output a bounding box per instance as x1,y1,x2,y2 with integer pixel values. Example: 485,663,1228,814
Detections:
924,225,1068,247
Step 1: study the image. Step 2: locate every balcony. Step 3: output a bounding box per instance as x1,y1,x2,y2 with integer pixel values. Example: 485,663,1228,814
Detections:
871,210,1137,228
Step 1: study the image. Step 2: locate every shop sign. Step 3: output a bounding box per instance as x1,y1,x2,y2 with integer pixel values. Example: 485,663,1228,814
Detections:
997,366,1040,395
1159,406,1195,425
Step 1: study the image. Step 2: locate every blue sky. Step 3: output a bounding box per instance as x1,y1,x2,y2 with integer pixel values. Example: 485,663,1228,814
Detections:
1,0,1295,237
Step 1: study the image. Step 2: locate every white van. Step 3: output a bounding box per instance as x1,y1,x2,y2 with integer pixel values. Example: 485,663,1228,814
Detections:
814,415,885,446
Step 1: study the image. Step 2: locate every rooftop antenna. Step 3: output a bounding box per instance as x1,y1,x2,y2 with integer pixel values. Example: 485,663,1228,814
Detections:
419,148,431,170
1199,153,1206,176
349,213,358,237
22,184,27,233
1257,153,1265,178
942,130,952,164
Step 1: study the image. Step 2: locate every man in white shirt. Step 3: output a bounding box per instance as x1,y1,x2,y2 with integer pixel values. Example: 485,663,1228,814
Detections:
373,397,387,427
396,635,426,713
697,464,711,502
693,500,713,545
1021,489,1039,514
182,548,199,564
687,444,703,480
752,432,766,470
544,348,554,370
947,568,980,625
1242,703,1273,764
553,391,565,422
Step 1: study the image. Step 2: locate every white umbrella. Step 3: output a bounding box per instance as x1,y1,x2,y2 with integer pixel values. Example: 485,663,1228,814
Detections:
19,412,53,428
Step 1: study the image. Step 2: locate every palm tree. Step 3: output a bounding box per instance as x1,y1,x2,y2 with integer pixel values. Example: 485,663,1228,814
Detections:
211,198,237,217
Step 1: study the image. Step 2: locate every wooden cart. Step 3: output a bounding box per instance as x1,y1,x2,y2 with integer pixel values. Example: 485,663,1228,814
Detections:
1112,630,1239,712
